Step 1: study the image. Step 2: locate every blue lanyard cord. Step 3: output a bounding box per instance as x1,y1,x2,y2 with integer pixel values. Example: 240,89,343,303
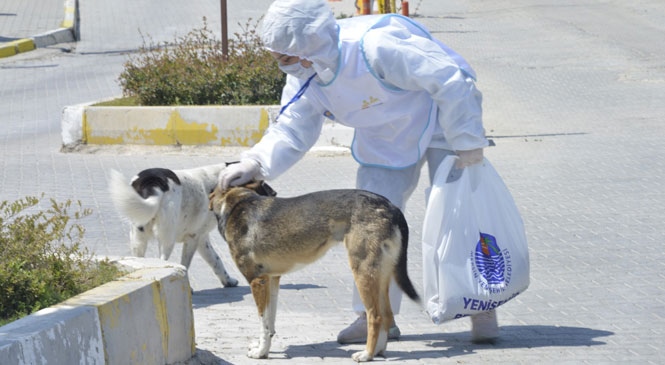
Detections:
278,73,317,118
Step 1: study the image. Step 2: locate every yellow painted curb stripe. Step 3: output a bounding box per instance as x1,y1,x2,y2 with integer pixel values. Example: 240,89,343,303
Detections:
62,5,76,28
82,110,89,144
151,281,170,360
16,39,35,52
0,44,17,58
0,39,36,58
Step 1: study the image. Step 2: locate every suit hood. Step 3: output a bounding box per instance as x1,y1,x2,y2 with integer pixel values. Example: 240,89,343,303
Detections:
261,0,339,83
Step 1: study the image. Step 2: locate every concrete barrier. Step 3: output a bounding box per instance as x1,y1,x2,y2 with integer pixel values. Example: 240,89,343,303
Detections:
61,105,278,148
61,104,354,150
0,257,194,365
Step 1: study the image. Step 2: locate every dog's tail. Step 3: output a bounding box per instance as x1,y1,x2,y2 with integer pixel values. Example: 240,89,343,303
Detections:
108,169,163,226
394,210,420,303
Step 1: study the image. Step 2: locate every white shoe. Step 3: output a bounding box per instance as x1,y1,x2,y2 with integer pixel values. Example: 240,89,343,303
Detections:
336,313,401,344
471,310,499,343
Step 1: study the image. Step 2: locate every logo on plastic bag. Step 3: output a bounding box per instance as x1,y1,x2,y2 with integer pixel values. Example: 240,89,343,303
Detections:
323,110,336,121
473,233,511,292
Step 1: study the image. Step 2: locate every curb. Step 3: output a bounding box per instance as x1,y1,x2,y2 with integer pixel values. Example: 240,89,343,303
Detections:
0,257,195,365
0,0,78,58
61,104,354,151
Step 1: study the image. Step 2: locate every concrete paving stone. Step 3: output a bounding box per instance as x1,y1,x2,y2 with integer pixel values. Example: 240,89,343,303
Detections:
1,0,665,363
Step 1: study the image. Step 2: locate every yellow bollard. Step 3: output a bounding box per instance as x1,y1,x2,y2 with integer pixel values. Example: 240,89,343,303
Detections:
377,0,385,13
376,0,398,14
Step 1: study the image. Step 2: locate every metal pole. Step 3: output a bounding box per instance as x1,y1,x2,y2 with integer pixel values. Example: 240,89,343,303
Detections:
221,0,228,58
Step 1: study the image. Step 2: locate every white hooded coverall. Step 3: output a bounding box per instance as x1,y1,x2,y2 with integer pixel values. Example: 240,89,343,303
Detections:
245,0,489,314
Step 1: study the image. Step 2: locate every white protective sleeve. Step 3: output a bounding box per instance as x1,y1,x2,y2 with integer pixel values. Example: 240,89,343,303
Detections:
362,25,489,152
241,76,326,179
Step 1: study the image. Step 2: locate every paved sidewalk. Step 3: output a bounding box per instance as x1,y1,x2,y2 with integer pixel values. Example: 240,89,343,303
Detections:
0,0,76,57
0,0,66,42
1,0,664,364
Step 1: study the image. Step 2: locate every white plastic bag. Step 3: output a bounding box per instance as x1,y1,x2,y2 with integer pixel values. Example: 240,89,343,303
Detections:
422,156,530,324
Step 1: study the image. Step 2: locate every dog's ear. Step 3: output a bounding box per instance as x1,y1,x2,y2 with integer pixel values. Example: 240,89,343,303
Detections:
257,181,277,197
241,180,277,197
208,187,222,211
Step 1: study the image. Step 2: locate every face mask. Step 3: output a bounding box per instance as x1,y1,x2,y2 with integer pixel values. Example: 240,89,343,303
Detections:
279,62,316,80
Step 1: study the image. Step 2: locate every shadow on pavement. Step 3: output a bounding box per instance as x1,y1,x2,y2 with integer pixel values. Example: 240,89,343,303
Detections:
192,287,251,309
180,348,233,365
283,325,614,361
192,283,326,309
278,283,325,290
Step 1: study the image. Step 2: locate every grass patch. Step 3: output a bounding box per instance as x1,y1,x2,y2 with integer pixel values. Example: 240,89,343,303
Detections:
92,96,140,107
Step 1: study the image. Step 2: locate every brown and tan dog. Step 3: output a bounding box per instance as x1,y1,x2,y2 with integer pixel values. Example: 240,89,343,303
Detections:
209,181,420,362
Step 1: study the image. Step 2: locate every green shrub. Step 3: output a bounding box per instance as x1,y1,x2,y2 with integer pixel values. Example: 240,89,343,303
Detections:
118,17,286,106
0,196,124,326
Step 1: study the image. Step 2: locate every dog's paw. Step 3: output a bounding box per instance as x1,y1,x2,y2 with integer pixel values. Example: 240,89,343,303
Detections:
223,277,239,287
247,347,269,359
248,339,259,351
351,350,373,362
247,339,270,359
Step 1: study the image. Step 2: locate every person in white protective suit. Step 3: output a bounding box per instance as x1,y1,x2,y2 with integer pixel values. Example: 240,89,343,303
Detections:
218,0,499,344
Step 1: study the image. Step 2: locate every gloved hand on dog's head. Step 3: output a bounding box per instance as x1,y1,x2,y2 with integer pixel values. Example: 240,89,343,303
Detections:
218,159,261,189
